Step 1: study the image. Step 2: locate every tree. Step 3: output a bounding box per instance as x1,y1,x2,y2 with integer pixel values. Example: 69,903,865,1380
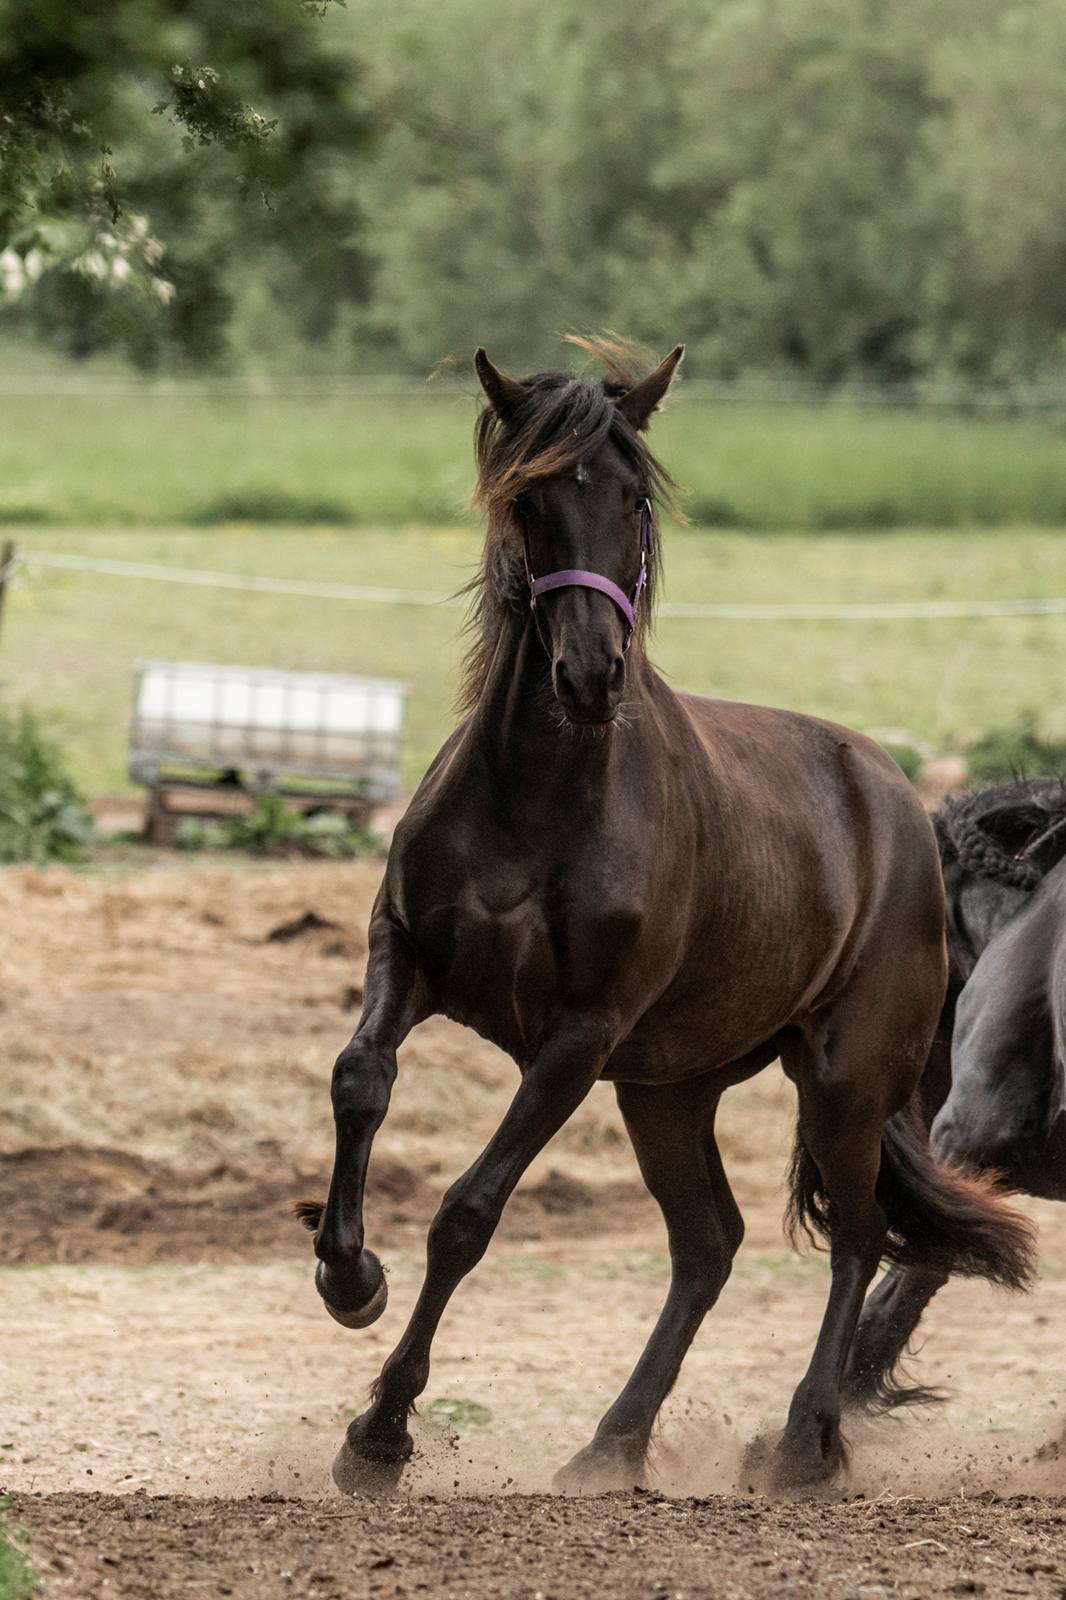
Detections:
0,0,374,364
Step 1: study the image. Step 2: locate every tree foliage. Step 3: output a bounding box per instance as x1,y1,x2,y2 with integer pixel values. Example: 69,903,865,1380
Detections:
0,0,373,363
4,0,1066,386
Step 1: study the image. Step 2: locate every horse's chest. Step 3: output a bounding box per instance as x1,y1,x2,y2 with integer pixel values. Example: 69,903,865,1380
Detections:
405,856,639,1055
407,870,553,1038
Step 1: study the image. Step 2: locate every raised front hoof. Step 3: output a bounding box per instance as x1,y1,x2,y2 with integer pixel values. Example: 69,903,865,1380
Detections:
332,1425,413,1496
553,1438,647,1495
315,1252,388,1330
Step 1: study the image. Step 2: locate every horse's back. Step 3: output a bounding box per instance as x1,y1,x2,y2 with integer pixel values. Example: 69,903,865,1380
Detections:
594,687,947,1076
677,691,916,805
673,690,941,921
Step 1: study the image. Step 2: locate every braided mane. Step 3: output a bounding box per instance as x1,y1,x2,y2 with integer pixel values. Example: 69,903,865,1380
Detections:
934,777,1066,890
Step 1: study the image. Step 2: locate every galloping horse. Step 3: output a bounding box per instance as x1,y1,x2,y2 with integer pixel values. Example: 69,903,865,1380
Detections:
302,341,1033,1493
846,778,1066,1410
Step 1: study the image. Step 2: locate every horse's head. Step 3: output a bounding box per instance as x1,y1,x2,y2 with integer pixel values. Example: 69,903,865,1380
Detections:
934,777,1066,981
473,342,683,726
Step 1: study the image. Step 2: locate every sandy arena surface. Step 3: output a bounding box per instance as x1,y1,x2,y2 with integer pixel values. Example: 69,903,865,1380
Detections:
1,859,1065,1596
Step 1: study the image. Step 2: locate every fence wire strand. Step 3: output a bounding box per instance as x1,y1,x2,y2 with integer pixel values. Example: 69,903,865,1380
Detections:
16,548,1066,623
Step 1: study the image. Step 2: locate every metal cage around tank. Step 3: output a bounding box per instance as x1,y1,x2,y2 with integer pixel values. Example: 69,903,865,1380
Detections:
129,660,409,837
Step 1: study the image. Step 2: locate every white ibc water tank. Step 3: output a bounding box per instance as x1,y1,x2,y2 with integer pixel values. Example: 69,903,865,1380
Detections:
130,661,408,798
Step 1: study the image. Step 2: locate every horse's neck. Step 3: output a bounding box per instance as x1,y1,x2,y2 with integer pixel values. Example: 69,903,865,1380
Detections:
471,613,635,796
951,875,1030,979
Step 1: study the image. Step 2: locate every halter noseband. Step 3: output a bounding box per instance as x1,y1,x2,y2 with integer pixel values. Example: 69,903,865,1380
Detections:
525,499,653,653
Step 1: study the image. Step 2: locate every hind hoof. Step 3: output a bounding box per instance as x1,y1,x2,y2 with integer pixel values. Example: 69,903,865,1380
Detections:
332,1425,412,1496
553,1438,647,1494
767,1433,845,1496
315,1253,388,1329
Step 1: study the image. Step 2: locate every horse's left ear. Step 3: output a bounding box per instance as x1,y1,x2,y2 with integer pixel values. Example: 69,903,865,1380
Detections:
475,347,524,419
617,344,685,430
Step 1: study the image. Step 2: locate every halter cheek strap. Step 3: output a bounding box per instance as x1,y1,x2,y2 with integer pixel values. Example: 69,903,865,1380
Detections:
527,499,653,653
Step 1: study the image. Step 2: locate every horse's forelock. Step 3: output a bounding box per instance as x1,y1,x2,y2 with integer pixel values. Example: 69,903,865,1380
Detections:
474,374,619,521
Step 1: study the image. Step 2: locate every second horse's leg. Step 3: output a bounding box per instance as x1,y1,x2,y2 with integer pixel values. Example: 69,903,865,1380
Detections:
842,1264,948,1411
554,1076,742,1492
333,1015,611,1493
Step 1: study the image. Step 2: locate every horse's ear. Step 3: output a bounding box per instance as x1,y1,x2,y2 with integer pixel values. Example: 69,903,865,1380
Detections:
617,344,685,430
475,347,524,419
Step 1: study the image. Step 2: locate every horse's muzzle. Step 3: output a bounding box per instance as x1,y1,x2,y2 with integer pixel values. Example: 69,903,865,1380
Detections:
553,651,625,725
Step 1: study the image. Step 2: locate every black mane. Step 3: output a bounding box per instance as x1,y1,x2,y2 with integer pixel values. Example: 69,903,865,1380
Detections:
935,776,1066,890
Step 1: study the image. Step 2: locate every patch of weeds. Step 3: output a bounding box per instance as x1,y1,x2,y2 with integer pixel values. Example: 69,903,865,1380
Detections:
810,498,905,532
0,505,49,524
174,795,385,859
188,489,355,525
685,494,750,529
0,709,94,864
590,1253,669,1281
0,1496,37,1600
491,1255,566,1282
879,741,924,783
424,1398,492,1432
965,714,1066,783
738,1252,831,1278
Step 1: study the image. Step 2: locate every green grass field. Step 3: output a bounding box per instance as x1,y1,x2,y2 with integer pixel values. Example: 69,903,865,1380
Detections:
4,389,1066,530
4,524,1066,795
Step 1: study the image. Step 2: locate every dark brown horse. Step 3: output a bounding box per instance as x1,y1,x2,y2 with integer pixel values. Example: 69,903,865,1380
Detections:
845,779,1066,1411
302,340,1034,1495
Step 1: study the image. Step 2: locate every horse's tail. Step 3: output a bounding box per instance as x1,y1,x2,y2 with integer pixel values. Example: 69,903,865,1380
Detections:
787,1097,1036,1289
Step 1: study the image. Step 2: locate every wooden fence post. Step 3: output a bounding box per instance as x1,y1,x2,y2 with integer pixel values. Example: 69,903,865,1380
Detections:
0,540,15,649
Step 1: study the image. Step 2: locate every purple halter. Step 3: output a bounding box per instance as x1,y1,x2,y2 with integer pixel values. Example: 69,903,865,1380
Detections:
526,499,653,653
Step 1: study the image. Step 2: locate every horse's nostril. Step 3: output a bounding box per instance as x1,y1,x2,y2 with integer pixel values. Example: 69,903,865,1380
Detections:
610,655,625,693
555,658,575,698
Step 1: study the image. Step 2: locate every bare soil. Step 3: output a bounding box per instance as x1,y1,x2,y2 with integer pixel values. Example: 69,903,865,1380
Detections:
12,1489,1066,1600
2,859,1065,1597
0,1144,652,1264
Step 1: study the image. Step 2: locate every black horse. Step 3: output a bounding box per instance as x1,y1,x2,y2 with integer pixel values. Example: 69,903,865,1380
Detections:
302,340,1033,1494
846,777,1066,1409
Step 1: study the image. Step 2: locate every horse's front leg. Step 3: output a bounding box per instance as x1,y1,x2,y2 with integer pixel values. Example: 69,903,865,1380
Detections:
332,1014,611,1494
306,913,423,1329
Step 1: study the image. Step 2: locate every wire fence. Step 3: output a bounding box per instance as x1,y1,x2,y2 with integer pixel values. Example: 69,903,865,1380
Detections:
3,373,1066,411
14,548,1066,624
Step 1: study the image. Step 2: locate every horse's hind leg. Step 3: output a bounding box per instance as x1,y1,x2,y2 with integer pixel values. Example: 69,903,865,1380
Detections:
307,914,422,1329
332,1015,610,1494
554,1075,741,1493
772,1013,905,1489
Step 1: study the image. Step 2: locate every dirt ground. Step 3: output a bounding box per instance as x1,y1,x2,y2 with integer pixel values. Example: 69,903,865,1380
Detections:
2,859,1065,1597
